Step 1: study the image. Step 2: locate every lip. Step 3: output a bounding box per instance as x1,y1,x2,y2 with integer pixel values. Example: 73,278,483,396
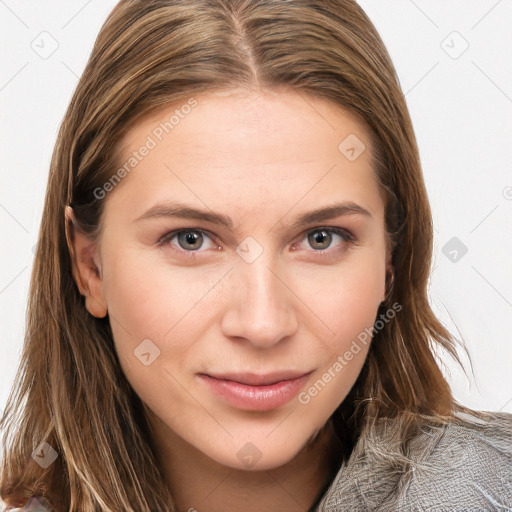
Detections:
199,371,313,411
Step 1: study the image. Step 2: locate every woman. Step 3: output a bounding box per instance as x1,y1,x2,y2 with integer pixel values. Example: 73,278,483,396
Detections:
1,1,511,511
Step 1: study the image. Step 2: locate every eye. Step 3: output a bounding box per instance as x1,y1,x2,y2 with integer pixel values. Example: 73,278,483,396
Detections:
293,227,355,253
157,226,355,259
158,229,218,255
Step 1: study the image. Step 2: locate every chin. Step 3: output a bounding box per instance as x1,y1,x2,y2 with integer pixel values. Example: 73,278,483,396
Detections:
200,425,322,472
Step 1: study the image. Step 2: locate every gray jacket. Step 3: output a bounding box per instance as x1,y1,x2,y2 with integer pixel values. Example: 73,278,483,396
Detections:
316,410,512,511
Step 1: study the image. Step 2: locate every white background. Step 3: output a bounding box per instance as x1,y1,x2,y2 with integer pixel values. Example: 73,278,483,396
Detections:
1,0,511,418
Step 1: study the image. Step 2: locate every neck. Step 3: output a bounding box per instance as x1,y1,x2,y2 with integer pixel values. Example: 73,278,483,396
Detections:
147,415,344,512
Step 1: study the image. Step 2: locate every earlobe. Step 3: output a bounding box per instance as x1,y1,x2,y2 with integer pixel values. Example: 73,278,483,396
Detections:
64,206,108,318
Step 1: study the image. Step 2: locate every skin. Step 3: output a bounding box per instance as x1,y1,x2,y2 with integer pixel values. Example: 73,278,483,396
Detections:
67,88,392,512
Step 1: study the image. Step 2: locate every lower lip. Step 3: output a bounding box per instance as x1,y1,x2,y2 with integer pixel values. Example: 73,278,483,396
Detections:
199,373,311,411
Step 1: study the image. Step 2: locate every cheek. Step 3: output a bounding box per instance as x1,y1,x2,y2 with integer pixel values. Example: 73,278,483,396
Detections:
103,262,168,340
100,249,224,375
102,246,217,331
292,251,384,409
293,253,385,342
295,267,382,415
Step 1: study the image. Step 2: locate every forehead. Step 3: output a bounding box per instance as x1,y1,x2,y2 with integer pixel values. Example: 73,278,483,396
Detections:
121,88,370,162
108,88,384,223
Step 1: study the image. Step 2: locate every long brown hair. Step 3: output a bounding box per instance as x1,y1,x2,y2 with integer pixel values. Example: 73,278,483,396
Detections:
0,1,489,510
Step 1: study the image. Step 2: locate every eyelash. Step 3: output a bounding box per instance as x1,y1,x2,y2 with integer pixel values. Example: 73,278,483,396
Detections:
157,227,356,260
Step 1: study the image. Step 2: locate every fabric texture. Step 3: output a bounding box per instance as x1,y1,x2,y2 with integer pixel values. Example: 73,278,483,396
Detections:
316,410,512,511
3,410,511,511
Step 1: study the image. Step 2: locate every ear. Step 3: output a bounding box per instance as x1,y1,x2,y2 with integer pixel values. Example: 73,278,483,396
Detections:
64,206,108,318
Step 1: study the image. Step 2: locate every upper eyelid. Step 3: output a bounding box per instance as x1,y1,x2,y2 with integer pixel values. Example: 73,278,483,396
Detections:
158,227,218,244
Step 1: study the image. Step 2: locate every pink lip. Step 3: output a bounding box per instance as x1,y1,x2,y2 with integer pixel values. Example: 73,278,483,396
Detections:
199,371,312,411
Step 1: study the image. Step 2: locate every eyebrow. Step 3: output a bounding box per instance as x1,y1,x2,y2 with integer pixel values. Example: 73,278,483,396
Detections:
135,200,373,230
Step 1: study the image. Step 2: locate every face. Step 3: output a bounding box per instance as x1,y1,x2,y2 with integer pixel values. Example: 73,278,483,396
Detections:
71,88,390,471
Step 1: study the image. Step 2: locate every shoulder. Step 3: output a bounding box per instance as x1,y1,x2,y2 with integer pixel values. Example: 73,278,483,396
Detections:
399,411,512,510
2,496,55,512
316,410,512,512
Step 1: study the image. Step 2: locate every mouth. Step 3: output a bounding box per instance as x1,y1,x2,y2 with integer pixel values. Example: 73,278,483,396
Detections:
198,370,313,411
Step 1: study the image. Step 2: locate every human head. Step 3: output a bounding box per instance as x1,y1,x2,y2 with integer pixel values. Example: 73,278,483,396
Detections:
1,1,461,510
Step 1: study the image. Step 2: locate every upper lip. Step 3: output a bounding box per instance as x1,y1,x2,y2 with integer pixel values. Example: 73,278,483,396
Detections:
202,371,312,386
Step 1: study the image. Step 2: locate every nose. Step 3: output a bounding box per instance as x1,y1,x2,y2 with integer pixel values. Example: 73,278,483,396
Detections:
220,256,299,349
